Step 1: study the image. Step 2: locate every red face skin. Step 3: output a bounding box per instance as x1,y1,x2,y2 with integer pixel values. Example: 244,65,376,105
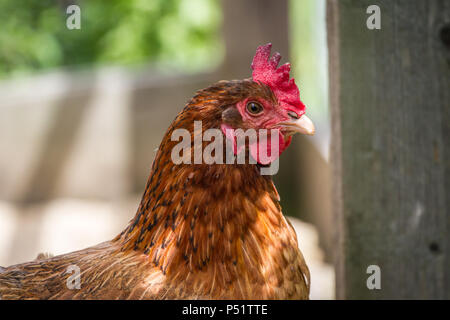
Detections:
221,97,296,165
221,43,308,165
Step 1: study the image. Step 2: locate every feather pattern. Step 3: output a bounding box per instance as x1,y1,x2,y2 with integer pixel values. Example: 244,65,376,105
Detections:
0,79,309,300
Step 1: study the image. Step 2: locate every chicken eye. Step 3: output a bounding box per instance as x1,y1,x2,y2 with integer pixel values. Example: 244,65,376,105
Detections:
246,101,264,115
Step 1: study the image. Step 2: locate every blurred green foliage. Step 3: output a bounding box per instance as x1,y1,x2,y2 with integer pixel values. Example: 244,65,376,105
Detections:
0,0,222,78
0,0,328,121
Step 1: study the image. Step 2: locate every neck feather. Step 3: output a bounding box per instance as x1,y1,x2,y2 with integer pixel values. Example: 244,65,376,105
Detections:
114,88,287,284
115,133,285,278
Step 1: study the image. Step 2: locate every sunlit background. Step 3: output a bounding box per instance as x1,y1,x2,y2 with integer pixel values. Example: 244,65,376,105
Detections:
0,0,332,299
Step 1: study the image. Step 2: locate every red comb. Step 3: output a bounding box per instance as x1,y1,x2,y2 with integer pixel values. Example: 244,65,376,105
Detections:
251,43,305,116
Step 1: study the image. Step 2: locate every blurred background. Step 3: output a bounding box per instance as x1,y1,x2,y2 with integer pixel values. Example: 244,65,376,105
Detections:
0,0,333,298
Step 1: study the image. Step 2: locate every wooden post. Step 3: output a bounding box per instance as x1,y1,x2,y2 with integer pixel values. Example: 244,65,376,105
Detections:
328,0,450,299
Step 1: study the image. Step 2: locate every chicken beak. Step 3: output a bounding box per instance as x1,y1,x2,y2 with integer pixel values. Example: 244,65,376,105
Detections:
279,115,315,136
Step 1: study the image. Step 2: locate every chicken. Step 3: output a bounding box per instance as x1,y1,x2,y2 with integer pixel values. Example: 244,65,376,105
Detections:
0,43,314,300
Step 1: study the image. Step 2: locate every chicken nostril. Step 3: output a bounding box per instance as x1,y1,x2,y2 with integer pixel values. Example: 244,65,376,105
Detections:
287,111,299,119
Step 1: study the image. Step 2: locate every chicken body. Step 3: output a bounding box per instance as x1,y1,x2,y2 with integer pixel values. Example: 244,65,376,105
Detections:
0,58,311,300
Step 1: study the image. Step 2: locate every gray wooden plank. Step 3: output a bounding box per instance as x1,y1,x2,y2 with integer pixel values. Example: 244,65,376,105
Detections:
328,0,450,299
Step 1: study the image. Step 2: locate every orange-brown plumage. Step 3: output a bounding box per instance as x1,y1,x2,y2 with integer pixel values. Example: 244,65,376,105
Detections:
0,45,313,299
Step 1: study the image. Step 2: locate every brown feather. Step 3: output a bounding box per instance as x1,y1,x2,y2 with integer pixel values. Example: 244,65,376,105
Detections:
0,79,309,299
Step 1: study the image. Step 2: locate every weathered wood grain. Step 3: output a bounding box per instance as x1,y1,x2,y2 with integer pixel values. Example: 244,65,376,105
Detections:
328,0,450,299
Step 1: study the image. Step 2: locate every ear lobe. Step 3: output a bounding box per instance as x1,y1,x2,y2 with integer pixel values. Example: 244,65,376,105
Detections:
221,124,289,165
249,129,285,165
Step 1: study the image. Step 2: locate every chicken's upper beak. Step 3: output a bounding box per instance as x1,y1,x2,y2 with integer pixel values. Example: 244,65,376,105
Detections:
279,115,315,136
